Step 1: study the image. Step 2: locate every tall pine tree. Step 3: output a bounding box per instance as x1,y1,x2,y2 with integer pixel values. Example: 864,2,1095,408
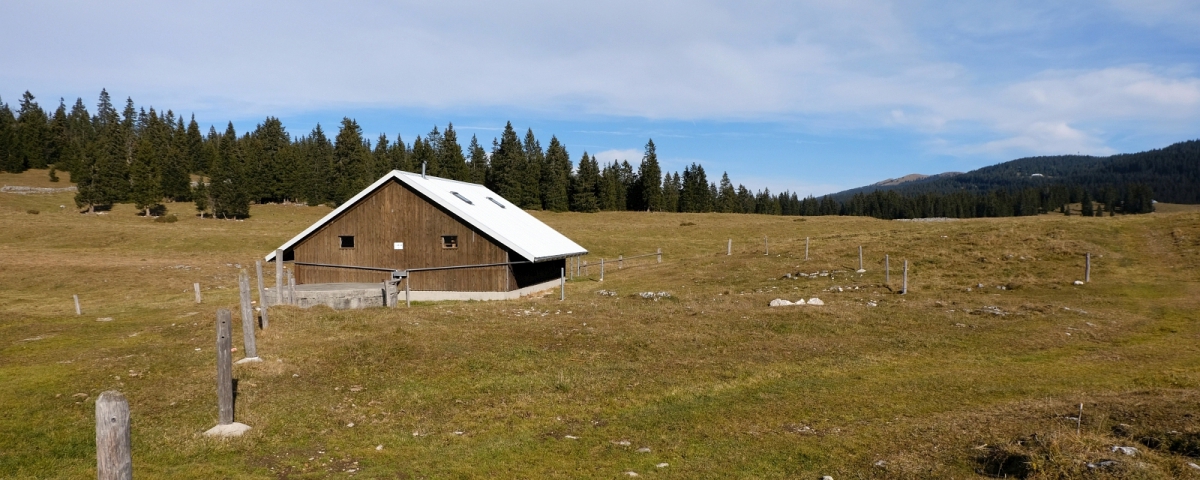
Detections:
541,136,571,211
637,139,663,211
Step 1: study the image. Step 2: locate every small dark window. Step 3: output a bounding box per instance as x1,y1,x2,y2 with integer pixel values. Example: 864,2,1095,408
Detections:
487,197,506,209
441,235,458,249
339,235,355,248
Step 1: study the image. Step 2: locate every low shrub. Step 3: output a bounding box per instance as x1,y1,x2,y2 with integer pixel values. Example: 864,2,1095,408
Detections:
154,214,178,223
26,209,39,215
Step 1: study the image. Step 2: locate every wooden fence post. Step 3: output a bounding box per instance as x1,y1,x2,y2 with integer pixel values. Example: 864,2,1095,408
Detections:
560,268,565,301
255,262,269,329
203,308,249,436
215,309,233,425
600,258,605,281
194,283,202,304
618,255,623,269
805,237,809,260
238,272,258,359
727,238,731,256
765,236,769,256
405,278,411,307
287,270,296,306
657,247,662,263
1085,253,1091,283
858,246,863,271
73,294,81,315
902,260,909,295
95,390,132,480
274,249,283,306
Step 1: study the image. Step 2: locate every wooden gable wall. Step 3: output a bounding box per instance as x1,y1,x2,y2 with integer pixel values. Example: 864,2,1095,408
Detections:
292,179,515,291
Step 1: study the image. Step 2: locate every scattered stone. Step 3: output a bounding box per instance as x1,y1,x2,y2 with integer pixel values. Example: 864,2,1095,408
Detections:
624,472,639,477
349,385,364,392
874,460,887,467
1188,462,1200,470
292,373,299,378
638,291,670,300
795,298,806,305
1111,446,1138,456
613,440,631,446
234,357,262,364
656,463,669,468
96,317,113,322
376,444,383,451
346,422,355,428
204,422,251,437
866,301,877,307
1073,280,1085,285
72,393,88,398
636,447,651,453
822,476,834,480
977,283,985,288
1087,460,1117,470
807,298,824,306
856,269,866,273
955,323,967,328
769,299,794,307
564,435,579,440
596,290,618,296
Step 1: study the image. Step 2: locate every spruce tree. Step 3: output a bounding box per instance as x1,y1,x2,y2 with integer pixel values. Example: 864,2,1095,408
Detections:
373,133,391,178
570,152,600,212
541,136,571,211
637,139,663,211
192,179,210,218
48,98,69,170
716,172,736,213
1081,190,1094,217
332,117,372,204
209,123,250,218
391,134,413,172
487,122,526,205
160,116,191,201
439,123,470,181
186,115,205,173
522,129,543,209
411,136,433,176
662,171,681,212
305,124,334,205
15,91,49,171
129,135,163,216
0,98,16,172
467,134,488,184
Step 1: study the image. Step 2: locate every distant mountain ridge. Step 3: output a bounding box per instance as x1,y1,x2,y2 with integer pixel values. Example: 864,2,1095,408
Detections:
831,139,1200,204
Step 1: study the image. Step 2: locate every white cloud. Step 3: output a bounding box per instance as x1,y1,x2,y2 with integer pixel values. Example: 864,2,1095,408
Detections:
591,149,643,165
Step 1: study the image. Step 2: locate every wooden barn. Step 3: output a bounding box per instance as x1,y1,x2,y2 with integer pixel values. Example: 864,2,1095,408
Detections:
264,170,587,303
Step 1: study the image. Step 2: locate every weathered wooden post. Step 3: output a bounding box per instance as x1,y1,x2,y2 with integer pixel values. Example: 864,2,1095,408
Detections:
657,247,662,263
194,283,202,304
764,236,769,256
95,391,132,480
216,309,233,424
858,246,864,271
902,260,909,295
255,262,269,329
381,280,389,308
203,309,250,437
727,238,732,256
600,258,605,281
805,237,810,260
560,268,565,301
405,277,411,307
274,249,283,305
238,272,259,360
618,255,623,269
287,270,296,306
885,254,890,284
73,294,81,315
1085,253,1091,283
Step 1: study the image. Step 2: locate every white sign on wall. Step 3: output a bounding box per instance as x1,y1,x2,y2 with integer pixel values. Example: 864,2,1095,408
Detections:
393,242,404,250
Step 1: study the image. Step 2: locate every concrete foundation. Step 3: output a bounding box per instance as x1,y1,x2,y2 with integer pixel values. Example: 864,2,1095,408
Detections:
264,278,561,310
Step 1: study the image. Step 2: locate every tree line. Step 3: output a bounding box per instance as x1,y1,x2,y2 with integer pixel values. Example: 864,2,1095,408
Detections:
0,89,1156,220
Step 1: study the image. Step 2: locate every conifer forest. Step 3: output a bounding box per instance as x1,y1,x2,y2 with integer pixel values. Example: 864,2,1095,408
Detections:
0,90,1177,220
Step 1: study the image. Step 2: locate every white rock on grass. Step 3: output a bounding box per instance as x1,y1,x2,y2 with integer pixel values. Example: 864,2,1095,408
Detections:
1111,446,1138,456
204,422,251,437
807,298,825,306
1073,280,1085,285
769,298,794,307
795,298,806,305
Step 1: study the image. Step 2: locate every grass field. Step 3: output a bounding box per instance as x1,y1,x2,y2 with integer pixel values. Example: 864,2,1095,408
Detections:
2,169,1200,479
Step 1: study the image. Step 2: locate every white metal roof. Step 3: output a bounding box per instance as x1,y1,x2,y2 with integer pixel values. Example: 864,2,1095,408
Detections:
264,171,587,263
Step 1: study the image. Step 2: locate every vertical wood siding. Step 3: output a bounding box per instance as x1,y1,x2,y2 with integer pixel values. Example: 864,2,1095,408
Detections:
293,180,518,291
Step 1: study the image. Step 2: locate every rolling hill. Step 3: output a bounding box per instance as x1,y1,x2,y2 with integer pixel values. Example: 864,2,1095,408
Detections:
832,139,1200,204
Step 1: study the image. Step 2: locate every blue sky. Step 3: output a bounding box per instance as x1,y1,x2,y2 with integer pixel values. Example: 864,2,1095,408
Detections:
3,0,1198,196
